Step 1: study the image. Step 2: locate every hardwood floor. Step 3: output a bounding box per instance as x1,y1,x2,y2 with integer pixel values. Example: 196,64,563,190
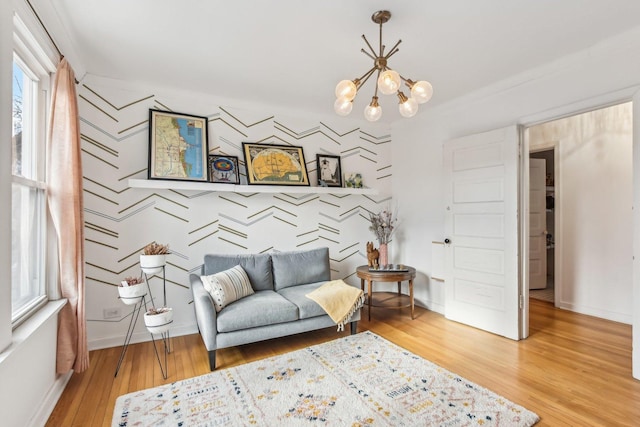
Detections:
46,299,640,426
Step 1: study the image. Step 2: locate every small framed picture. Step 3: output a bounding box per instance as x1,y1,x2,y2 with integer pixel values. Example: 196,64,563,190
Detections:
242,142,309,186
345,172,363,188
316,154,343,187
148,109,209,182
208,155,240,184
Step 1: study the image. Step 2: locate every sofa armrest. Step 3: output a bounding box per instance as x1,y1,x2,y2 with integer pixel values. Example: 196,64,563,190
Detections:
190,273,217,351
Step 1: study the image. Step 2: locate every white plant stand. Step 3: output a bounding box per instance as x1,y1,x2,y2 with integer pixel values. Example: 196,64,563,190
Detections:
114,266,172,379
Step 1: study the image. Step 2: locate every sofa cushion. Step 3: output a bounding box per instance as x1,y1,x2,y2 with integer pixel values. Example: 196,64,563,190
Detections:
200,265,255,312
271,247,330,291
277,282,328,319
203,252,273,291
216,290,299,333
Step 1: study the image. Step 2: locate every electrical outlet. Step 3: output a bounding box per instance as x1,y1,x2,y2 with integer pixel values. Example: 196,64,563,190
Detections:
103,307,122,319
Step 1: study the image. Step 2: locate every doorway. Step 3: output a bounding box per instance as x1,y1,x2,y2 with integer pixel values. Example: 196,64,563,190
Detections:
529,149,555,303
524,102,633,323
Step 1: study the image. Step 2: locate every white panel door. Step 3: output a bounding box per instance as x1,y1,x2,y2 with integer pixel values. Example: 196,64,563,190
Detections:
444,126,521,340
529,158,547,289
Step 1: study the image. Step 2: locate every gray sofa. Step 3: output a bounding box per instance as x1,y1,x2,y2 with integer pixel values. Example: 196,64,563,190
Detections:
190,247,360,370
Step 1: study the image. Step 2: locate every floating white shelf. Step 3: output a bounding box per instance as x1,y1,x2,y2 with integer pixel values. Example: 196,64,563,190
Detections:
128,179,378,195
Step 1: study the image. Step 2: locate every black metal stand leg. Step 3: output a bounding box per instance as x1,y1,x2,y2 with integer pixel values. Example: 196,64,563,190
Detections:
143,265,167,309
144,265,171,378
114,296,145,377
149,330,171,379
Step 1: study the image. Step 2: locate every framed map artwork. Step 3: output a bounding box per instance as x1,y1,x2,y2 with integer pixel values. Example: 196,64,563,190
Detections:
148,109,209,182
208,155,240,184
242,143,309,186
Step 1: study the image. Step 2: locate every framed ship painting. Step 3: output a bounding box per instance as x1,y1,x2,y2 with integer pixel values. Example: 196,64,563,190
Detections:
242,143,309,186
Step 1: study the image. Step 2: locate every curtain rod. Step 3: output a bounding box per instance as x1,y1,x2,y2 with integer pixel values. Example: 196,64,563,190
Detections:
25,0,62,59
25,0,80,83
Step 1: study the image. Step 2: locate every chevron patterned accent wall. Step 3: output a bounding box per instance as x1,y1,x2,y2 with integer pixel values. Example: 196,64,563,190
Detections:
80,75,393,350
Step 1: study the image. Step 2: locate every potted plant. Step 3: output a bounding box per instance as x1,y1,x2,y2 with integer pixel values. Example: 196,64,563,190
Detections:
139,241,169,274
144,306,173,334
118,276,146,305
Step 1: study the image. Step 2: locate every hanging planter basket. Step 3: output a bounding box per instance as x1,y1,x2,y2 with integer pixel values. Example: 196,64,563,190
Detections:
144,307,173,334
118,282,146,305
140,254,166,275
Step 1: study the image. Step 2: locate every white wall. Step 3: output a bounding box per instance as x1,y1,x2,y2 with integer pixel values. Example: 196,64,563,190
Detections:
392,26,640,339
0,301,68,426
0,0,13,355
529,104,633,323
79,75,393,350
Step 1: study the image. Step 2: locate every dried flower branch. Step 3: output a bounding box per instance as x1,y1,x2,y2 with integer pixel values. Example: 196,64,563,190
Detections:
142,241,170,255
368,208,397,244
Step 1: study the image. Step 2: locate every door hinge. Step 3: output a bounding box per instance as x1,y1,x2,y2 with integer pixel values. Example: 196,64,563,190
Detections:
519,294,525,309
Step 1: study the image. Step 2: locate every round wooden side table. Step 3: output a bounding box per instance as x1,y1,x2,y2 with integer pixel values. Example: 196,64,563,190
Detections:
356,265,417,321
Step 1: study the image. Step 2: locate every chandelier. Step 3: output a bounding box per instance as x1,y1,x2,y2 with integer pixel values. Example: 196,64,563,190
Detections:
334,10,433,121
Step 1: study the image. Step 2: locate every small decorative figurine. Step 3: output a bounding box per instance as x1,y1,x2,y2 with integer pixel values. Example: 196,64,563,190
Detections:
366,241,379,268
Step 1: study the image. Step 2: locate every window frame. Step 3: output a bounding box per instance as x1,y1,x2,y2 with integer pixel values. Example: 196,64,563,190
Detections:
10,12,55,328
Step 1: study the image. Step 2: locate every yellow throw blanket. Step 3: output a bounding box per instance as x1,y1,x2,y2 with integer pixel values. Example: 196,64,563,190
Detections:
306,279,365,331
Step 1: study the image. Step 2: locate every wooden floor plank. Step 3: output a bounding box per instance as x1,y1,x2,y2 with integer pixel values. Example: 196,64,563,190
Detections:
47,299,640,426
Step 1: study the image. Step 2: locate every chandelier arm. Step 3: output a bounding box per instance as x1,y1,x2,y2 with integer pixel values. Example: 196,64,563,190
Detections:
373,69,381,97
358,66,379,88
398,74,419,86
360,48,377,62
384,48,400,62
361,34,377,58
384,40,402,59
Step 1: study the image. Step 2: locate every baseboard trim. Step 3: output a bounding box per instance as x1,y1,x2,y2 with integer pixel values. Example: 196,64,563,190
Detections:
29,370,73,427
415,299,444,315
557,301,632,325
88,324,199,351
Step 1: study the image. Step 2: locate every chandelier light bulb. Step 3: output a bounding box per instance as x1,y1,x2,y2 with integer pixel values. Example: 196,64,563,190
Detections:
334,96,353,116
364,97,382,122
409,80,433,104
378,70,401,95
398,92,418,118
335,80,358,101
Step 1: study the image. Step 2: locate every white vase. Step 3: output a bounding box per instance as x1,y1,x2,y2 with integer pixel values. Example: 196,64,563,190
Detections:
144,308,173,334
140,254,166,274
118,283,146,305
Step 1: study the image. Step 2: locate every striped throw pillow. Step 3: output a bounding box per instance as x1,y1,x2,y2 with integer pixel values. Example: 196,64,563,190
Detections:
201,265,254,312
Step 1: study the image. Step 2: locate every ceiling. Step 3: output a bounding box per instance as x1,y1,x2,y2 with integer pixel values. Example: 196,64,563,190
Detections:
36,0,640,123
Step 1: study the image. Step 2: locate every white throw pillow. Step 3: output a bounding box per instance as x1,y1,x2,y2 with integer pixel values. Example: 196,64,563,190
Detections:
201,265,254,312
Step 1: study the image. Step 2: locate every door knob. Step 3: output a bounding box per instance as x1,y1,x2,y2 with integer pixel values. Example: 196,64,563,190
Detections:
444,238,451,244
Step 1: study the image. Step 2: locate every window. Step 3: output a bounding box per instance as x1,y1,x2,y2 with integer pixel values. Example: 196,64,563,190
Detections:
11,51,49,325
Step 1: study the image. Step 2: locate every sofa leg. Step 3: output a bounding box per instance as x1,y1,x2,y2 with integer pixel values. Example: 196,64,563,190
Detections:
350,321,358,335
208,350,216,371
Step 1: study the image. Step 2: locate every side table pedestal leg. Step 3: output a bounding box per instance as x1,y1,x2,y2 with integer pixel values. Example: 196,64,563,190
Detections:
367,279,372,321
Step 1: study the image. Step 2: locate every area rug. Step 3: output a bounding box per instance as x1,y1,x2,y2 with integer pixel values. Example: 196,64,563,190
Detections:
113,332,539,426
